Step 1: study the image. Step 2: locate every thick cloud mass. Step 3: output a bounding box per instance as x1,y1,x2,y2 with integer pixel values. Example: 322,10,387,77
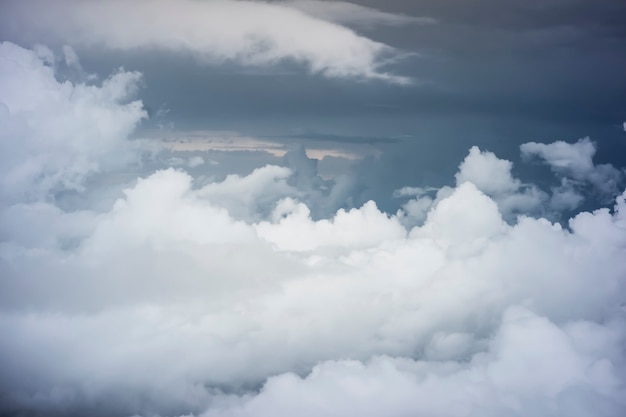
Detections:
1,43,626,417
0,0,413,83
0,42,146,203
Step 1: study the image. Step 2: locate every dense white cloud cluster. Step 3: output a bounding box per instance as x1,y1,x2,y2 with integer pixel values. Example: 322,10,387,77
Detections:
396,138,626,226
1,43,625,417
454,146,546,220
0,0,414,83
0,41,147,203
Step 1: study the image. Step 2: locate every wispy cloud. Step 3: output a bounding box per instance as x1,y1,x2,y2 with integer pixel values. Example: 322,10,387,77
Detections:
1,0,413,83
282,0,437,28
521,137,624,198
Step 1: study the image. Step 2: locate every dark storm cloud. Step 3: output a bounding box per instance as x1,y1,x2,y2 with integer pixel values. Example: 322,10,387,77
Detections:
5,0,619,218
347,0,626,31
114,0,626,143
3,0,622,139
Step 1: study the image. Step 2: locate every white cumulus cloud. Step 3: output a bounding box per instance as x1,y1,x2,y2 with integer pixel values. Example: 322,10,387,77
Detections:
0,41,147,203
1,43,625,417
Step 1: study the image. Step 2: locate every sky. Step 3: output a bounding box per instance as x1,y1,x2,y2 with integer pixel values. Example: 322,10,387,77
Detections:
0,1,625,416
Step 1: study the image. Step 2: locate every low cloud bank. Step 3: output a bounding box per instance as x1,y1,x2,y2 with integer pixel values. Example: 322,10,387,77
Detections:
1,43,625,417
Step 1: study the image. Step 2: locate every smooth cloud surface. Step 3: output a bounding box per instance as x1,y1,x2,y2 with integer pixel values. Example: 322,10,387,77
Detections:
283,0,436,27
1,43,626,417
0,0,412,83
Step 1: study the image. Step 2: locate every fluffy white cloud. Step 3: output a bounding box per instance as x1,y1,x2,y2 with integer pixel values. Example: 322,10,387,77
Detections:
456,146,521,195
257,198,406,251
1,43,625,417
411,182,508,255
522,138,597,173
455,146,547,218
0,0,412,83
395,146,546,226
199,307,624,417
197,165,295,222
3,171,625,416
86,169,256,251
0,41,146,203
521,137,624,198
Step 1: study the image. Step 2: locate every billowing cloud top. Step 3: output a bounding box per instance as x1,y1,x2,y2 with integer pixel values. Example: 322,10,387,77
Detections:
0,0,419,83
1,41,626,417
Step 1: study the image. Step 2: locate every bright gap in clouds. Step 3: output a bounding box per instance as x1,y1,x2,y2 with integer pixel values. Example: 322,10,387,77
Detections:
1,34,626,417
154,130,365,161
